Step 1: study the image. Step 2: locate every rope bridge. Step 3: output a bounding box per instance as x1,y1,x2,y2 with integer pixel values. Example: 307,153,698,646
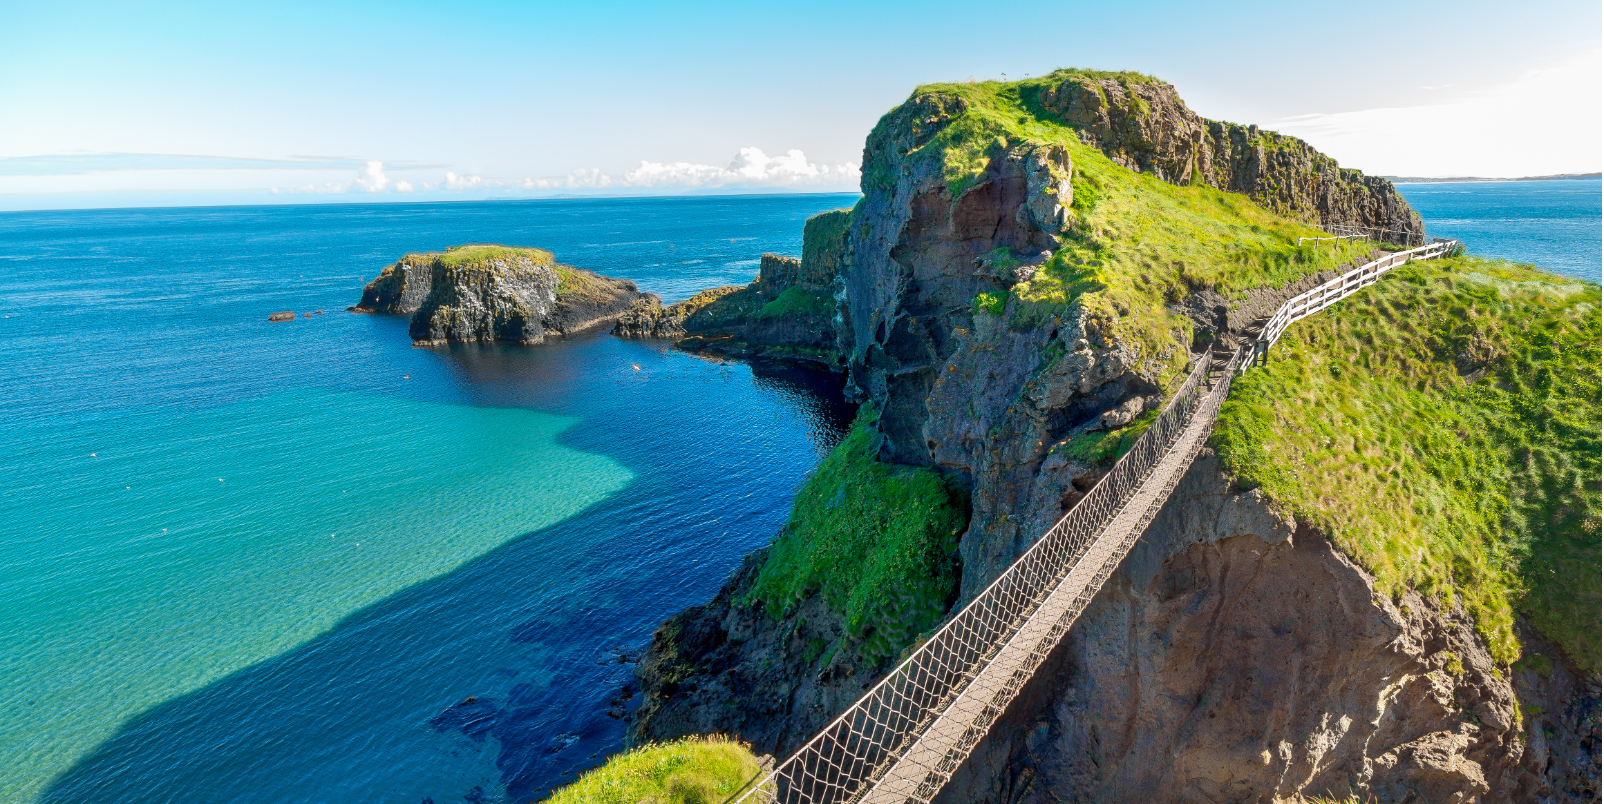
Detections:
730,236,1461,804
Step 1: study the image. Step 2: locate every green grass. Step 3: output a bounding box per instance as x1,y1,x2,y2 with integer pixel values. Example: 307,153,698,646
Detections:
1212,257,1601,671
742,408,970,663
545,735,762,804
758,286,833,319
435,244,555,268
972,290,1007,316
875,70,1378,393
1057,410,1158,463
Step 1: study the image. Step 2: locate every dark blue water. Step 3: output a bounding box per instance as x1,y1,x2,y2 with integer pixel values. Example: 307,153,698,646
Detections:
1396,178,1601,283
0,196,858,804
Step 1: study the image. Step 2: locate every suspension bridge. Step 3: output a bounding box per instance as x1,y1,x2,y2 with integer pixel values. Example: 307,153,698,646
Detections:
729,234,1461,804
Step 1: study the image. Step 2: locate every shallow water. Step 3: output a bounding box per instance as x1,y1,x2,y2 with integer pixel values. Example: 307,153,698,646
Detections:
0,196,857,804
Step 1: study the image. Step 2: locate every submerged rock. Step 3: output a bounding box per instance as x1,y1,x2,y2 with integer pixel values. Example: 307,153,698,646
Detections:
352,244,641,346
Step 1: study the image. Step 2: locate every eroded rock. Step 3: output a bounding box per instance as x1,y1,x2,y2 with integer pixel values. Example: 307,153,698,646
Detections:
351,245,640,346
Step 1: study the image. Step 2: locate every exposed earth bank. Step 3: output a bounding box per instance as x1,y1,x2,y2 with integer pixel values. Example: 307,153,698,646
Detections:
350,244,641,345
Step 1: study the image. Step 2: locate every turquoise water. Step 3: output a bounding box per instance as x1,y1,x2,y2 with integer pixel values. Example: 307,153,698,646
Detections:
0,196,857,803
4,391,629,801
1395,177,1601,283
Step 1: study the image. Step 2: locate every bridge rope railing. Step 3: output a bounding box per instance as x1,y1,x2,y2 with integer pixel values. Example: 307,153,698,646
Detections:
730,235,1461,804
730,352,1215,804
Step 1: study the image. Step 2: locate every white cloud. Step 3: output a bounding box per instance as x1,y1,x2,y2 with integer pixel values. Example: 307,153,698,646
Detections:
501,148,860,192
444,171,483,190
621,147,857,188
417,149,856,194
354,160,389,192
0,147,859,205
1271,50,1602,177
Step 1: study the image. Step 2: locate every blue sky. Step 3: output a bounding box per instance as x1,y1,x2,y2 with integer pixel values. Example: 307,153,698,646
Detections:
1,0,1599,209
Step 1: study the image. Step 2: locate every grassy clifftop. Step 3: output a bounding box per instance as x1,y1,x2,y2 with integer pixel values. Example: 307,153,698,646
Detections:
852,71,1600,672
868,72,1384,392
1213,256,1601,671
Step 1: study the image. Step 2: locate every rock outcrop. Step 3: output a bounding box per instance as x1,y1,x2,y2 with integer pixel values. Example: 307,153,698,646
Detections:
1037,72,1423,238
351,244,640,345
612,247,845,366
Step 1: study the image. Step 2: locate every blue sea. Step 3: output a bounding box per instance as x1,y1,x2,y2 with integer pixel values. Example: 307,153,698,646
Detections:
0,195,858,804
0,181,1596,804
1395,177,1601,283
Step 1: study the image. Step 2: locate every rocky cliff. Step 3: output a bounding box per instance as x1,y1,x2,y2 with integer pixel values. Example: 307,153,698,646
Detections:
351,244,640,345
631,70,1599,803
1036,71,1421,237
934,450,1598,804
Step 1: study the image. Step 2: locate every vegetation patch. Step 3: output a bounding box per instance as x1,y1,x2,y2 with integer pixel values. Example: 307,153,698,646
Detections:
1212,256,1601,671
743,408,970,662
681,286,765,329
436,244,555,268
886,71,1377,393
546,735,762,804
758,286,833,319
1058,410,1158,463
802,207,855,281
972,290,1007,316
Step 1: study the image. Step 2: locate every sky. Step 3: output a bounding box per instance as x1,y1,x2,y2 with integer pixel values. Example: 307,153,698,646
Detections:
0,0,1599,210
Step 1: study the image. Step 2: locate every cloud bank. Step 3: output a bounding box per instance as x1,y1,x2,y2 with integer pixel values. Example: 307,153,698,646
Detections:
0,147,859,207
263,147,857,197
1271,50,1601,178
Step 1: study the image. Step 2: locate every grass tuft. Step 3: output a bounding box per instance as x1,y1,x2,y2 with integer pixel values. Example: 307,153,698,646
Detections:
545,735,762,804
742,408,969,663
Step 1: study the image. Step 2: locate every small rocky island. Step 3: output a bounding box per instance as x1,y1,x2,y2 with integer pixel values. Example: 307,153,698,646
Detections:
350,244,641,346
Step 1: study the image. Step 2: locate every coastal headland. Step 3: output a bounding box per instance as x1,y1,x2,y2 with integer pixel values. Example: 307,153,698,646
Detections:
546,68,1599,804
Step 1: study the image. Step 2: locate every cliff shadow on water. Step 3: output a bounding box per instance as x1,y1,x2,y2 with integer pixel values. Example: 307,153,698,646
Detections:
38,332,854,804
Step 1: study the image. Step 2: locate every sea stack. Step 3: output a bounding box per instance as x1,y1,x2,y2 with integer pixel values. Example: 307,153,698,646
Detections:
351,244,642,346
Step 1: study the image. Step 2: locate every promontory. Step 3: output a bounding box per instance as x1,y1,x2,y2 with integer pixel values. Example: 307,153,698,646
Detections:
581,68,1599,804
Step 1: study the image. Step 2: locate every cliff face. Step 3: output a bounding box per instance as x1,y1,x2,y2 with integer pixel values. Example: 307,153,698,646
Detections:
933,451,1598,804
1037,72,1422,237
352,245,640,345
